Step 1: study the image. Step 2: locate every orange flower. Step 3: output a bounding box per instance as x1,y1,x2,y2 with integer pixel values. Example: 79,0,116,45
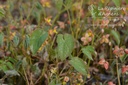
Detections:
9,32,16,40
81,30,94,45
100,18,109,28
21,19,28,26
77,73,83,83
100,34,110,44
104,9,111,17
113,46,125,57
98,58,109,70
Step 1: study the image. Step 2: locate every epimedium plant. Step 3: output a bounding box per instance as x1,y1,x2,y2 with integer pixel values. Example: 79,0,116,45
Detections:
0,0,128,85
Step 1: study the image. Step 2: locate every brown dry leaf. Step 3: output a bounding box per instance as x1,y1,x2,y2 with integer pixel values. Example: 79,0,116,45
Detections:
57,21,65,29
21,19,28,26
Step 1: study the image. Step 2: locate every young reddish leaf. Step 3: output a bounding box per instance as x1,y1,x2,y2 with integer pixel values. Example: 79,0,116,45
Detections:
108,81,115,85
104,61,109,70
99,58,109,70
125,49,128,54
122,65,128,74
98,58,106,65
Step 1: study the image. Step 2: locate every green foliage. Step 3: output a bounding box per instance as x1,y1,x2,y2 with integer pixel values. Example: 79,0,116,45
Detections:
5,70,20,76
23,35,30,50
0,32,4,47
0,0,127,84
36,2,43,10
49,79,56,85
126,0,128,4
82,46,95,60
88,5,97,19
13,35,19,47
0,8,5,18
54,0,63,11
30,29,48,55
15,60,22,70
0,58,19,77
64,0,73,9
65,0,72,5
111,30,120,45
7,57,16,64
112,0,120,7
57,34,74,60
69,57,88,75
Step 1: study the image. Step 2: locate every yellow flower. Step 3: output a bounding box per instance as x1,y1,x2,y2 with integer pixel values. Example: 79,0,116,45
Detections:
87,30,94,37
78,78,83,83
101,0,105,3
45,18,51,23
62,82,66,85
44,17,52,26
50,67,57,74
49,26,58,36
12,32,16,36
77,83,81,85
0,5,8,9
126,6,128,11
43,2,51,8
72,19,77,25
87,74,91,78
10,32,16,40
53,29,58,34
40,0,51,8
88,32,92,36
